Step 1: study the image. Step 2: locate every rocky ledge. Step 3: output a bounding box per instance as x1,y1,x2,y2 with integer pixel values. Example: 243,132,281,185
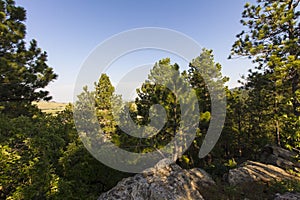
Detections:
228,160,300,186
98,146,300,200
98,159,215,200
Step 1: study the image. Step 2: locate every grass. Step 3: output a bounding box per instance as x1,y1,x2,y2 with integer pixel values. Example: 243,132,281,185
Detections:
33,101,68,114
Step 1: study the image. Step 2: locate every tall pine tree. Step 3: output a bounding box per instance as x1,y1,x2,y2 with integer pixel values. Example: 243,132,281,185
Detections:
0,0,57,117
94,73,117,136
230,0,300,148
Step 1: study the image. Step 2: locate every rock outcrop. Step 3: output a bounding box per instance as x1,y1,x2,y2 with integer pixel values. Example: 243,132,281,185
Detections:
228,161,300,186
260,145,300,172
98,159,215,200
274,192,300,200
98,146,300,199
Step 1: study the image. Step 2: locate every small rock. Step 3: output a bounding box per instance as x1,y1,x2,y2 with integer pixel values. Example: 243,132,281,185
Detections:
274,192,300,200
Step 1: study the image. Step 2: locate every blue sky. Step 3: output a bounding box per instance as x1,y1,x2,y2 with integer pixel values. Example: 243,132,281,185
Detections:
16,0,255,102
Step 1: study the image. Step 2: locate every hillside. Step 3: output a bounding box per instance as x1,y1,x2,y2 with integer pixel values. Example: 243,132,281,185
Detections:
33,101,68,114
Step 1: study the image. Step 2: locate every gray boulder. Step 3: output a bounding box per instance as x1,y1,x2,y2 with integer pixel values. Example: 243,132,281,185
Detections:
274,192,300,200
228,161,300,186
98,159,215,200
260,145,300,172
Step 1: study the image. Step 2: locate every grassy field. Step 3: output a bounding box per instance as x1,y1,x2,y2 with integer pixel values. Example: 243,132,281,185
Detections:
33,101,68,114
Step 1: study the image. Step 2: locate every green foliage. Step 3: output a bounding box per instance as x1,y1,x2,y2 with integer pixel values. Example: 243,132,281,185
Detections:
270,179,300,194
0,113,65,199
2,1,300,198
181,49,229,168
54,139,130,199
0,103,131,199
224,158,237,169
198,179,270,199
113,58,182,153
0,0,57,117
230,0,300,151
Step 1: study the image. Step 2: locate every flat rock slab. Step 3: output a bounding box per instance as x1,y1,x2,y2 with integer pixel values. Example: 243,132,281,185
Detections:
228,161,300,186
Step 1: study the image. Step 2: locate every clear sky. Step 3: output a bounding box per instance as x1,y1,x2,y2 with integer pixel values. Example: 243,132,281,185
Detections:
15,0,255,103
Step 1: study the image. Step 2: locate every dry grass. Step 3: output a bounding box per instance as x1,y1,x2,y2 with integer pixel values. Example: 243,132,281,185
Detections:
33,101,67,114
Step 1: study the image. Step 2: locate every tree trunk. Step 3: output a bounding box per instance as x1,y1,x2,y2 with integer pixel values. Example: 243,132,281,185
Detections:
292,70,300,116
275,120,281,147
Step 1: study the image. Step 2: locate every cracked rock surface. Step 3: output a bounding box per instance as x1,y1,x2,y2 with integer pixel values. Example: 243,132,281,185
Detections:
98,159,215,200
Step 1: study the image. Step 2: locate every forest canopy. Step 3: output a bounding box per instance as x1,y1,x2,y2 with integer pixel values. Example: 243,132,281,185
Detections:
0,0,299,199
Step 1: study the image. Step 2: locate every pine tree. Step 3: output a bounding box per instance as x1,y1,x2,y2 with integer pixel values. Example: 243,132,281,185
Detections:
0,0,57,116
230,0,300,148
94,74,117,137
184,49,229,167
